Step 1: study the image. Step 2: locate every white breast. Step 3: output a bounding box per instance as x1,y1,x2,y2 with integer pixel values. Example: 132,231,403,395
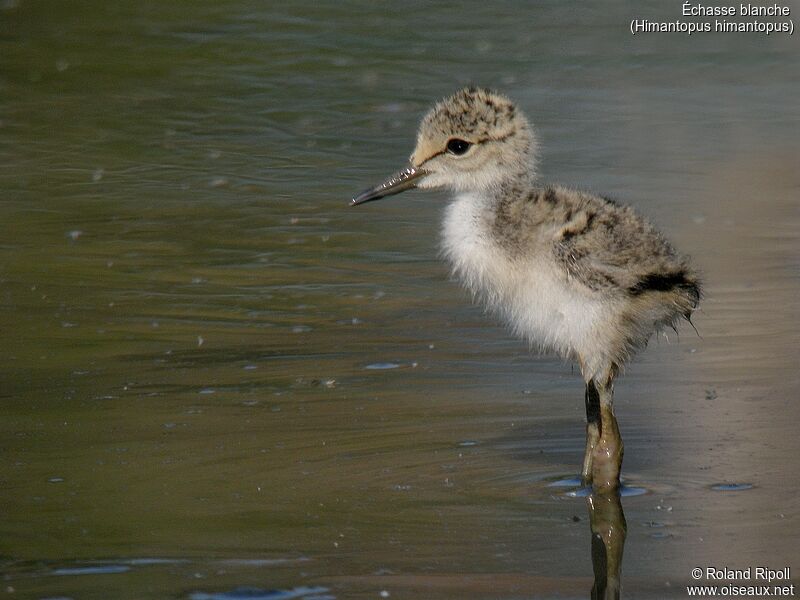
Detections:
440,192,612,372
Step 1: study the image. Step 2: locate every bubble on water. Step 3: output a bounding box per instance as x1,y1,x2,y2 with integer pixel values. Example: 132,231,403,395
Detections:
710,482,753,491
189,586,330,600
92,168,104,182
48,477,65,483
199,388,215,395
52,564,130,576
365,362,400,370
458,440,478,447
292,325,312,333
209,177,228,188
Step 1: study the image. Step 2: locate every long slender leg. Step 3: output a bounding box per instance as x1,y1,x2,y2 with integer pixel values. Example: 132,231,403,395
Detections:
581,380,601,486
591,378,624,492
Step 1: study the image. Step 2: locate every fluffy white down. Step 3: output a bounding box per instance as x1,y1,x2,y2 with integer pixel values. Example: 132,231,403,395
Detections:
440,192,617,379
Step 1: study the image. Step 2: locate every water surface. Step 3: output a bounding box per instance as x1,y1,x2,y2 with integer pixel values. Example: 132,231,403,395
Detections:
1,2,798,598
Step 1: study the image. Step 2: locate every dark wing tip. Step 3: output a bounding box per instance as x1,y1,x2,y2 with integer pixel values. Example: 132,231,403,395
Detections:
628,270,702,307
629,271,688,294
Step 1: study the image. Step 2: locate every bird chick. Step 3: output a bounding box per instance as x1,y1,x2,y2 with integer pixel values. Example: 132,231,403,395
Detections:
352,86,700,491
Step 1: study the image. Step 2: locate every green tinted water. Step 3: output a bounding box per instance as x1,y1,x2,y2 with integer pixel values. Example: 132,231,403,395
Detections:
2,2,798,598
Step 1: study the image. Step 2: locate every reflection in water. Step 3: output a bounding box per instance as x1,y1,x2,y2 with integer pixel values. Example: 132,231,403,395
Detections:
587,491,627,600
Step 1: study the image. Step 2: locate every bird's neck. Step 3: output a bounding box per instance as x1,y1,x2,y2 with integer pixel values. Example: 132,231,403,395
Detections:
461,171,536,211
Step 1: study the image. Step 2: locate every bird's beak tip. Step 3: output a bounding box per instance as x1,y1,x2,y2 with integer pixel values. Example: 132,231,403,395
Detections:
349,191,372,206
349,166,425,207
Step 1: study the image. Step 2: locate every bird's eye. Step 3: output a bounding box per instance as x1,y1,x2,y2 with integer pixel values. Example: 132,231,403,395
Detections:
446,138,472,156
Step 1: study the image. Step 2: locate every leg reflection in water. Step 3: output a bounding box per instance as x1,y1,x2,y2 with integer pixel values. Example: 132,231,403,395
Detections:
587,490,627,600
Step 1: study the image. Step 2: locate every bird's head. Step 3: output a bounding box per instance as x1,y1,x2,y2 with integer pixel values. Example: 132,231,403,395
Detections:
351,87,537,206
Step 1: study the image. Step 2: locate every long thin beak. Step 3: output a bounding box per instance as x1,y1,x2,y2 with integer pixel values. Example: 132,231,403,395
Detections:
350,166,426,206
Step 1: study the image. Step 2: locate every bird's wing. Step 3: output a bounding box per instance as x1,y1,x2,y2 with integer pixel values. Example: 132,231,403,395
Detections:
552,198,693,296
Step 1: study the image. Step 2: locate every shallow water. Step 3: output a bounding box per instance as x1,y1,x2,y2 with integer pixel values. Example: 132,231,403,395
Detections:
2,2,799,598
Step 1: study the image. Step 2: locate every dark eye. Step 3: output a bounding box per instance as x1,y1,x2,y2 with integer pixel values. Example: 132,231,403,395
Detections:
446,138,472,156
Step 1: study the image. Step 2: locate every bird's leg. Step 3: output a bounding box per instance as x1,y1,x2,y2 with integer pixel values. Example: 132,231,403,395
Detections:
591,378,624,492
581,380,601,486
